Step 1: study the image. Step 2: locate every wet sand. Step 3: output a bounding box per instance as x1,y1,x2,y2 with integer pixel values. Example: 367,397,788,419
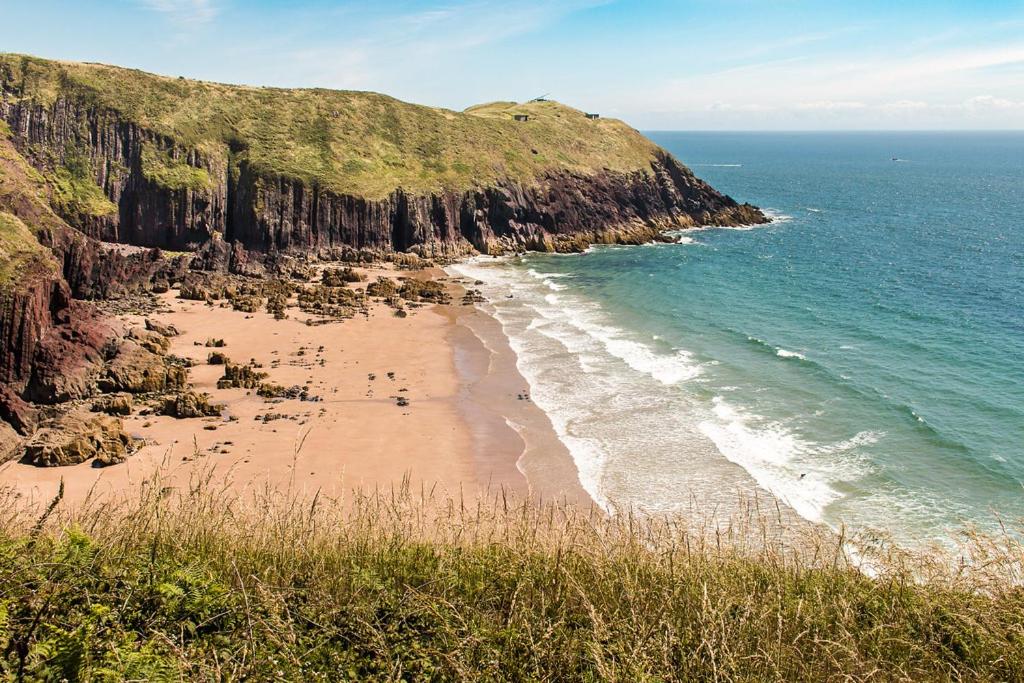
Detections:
0,265,588,509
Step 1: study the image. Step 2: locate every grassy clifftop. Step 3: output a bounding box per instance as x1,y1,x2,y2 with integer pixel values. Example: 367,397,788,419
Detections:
1,54,660,199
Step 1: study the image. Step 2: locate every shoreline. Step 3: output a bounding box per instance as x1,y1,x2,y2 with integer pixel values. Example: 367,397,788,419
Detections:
443,294,590,506
0,262,590,513
1,249,806,541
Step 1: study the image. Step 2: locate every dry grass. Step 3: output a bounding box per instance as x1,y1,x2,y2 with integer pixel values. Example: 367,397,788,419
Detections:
0,463,1021,681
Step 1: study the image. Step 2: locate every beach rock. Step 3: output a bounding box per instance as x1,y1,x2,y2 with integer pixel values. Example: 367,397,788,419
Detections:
91,392,134,416
178,272,235,302
366,277,399,298
144,318,179,337
128,326,170,355
399,279,451,304
217,362,267,390
322,267,365,286
160,391,223,418
24,412,139,467
100,339,187,394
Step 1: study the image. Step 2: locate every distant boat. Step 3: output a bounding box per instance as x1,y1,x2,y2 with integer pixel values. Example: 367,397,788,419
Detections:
891,157,907,162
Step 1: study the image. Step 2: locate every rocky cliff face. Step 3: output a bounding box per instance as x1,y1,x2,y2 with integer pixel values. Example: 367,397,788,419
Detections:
0,258,67,389
2,98,225,250
1,95,765,258
227,150,764,257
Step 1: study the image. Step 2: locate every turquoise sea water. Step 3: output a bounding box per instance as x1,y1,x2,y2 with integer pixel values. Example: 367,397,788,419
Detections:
454,132,1024,545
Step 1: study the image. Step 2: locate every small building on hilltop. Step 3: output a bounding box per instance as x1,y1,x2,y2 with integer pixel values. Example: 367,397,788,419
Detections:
513,114,529,122
585,113,600,119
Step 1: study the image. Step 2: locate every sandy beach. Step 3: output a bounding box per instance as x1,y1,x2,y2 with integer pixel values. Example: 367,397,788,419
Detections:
0,264,589,510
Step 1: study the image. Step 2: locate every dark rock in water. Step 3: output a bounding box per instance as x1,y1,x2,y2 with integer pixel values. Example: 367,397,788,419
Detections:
24,412,139,467
91,392,133,416
160,391,223,419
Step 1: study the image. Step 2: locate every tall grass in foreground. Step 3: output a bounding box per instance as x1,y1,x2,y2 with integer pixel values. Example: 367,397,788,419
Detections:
0,473,1021,682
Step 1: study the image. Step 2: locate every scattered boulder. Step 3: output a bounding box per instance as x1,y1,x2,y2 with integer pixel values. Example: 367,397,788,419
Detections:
160,391,223,419
399,279,451,304
257,383,319,401
24,412,139,467
321,267,366,287
297,284,365,318
231,295,261,313
207,351,229,365
100,339,187,394
128,326,170,355
217,362,268,390
144,318,179,337
366,277,398,298
91,392,133,416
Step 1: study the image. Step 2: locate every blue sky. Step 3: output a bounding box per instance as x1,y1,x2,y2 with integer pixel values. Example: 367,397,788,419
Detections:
3,1,1023,129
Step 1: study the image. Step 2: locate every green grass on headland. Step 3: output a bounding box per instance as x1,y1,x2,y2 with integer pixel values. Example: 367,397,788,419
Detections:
1,54,661,199
1,476,1021,681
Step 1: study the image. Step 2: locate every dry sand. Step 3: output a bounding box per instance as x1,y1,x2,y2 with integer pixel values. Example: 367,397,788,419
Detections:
0,265,589,509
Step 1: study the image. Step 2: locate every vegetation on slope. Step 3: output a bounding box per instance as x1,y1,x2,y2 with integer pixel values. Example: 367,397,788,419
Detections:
45,150,118,220
1,54,662,199
0,211,56,285
0,133,69,286
1,479,1021,681
140,142,211,192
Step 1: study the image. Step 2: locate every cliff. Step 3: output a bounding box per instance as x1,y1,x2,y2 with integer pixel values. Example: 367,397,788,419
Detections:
0,54,766,257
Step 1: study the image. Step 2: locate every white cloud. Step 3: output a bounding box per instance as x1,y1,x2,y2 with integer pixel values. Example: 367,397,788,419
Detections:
795,101,866,111
140,0,219,27
963,95,1024,110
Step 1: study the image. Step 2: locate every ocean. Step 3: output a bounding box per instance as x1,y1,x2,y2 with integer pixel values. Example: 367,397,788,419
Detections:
452,132,1024,547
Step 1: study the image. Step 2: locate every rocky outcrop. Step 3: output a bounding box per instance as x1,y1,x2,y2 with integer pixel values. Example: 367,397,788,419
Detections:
160,391,223,419
25,300,121,404
99,338,188,395
91,392,133,416
23,411,139,467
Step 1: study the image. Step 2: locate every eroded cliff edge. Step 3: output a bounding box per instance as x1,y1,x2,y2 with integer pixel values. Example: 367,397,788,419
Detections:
0,54,765,258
